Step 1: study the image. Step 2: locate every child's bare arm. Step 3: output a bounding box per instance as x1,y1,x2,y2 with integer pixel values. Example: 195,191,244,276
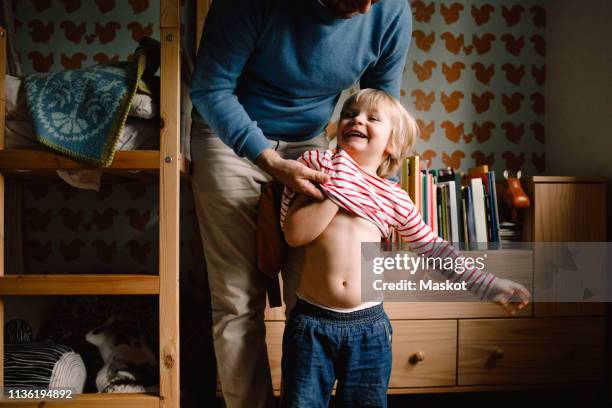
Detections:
283,194,339,247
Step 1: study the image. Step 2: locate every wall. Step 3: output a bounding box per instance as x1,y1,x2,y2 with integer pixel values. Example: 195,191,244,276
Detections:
14,0,196,71
404,0,546,175
332,0,546,175
545,0,612,239
546,2,612,400
545,2,612,402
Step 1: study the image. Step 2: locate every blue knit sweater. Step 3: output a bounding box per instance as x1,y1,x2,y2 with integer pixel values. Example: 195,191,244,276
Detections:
190,0,412,162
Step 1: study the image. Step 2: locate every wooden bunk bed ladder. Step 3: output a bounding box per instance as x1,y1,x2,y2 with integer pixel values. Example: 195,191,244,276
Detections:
0,0,183,405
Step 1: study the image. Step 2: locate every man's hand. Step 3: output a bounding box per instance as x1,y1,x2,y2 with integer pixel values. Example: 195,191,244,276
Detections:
487,278,531,316
256,149,330,200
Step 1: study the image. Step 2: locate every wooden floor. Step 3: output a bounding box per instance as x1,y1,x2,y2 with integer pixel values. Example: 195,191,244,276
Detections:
205,389,611,408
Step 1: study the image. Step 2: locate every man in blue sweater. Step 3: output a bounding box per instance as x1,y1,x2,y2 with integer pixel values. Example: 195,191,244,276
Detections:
190,0,411,406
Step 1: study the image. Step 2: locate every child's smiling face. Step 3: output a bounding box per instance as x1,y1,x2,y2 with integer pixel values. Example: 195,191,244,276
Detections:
337,101,393,173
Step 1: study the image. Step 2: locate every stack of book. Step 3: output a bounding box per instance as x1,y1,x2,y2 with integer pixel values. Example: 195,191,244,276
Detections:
399,156,503,249
498,221,523,244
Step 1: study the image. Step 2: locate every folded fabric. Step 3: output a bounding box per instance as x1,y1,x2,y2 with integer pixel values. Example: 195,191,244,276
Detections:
4,342,86,393
56,170,103,192
23,39,160,166
6,75,158,121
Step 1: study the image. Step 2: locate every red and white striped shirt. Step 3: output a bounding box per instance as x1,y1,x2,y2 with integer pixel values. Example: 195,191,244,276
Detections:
280,148,498,300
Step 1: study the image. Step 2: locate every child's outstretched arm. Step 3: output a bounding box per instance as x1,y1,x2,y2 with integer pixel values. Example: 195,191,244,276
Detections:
283,194,339,247
396,195,530,315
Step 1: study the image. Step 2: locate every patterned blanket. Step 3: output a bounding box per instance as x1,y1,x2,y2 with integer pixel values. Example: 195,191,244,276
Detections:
24,43,156,167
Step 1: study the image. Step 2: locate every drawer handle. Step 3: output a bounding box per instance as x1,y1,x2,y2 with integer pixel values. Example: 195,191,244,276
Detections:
409,350,425,364
491,347,504,359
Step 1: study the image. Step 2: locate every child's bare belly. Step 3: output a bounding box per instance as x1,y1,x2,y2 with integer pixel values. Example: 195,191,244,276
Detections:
298,209,381,309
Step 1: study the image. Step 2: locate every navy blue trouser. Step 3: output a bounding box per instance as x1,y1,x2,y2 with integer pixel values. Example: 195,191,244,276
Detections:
281,298,393,408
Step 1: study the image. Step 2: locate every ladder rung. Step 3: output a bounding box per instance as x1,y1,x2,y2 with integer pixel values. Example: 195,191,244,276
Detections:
0,275,159,295
0,392,159,407
0,150,162,171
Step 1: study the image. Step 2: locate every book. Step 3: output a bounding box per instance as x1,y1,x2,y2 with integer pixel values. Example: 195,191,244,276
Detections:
430,173,438,235
470,178,488,244
444,185,453,242
454,172,465,243
488,171,501,243
438,181,459,243
461,193,469,244
410,156,420,213
421,173,428,223
484,183,492,241
437,184,444,240
464,185,477,244
401,156,421,213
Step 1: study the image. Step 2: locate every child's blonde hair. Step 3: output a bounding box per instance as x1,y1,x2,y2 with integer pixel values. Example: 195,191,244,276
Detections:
334,88,419,179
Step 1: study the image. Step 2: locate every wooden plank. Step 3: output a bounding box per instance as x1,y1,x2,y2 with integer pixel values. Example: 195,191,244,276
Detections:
160,0,180,28
386,382,606,394
159,27,181,408
0,275,159,295
0,25,5,390
529,176,607,183
265,382,606,397
0,150,160,171
0,27,5,106
531,182,607,317
0,393,159,407
533,183,606,241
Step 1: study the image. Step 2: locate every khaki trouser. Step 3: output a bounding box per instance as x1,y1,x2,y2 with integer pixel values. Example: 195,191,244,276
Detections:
190,120,329,408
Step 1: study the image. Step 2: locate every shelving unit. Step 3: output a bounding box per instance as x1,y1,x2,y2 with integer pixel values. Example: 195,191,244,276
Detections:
0,1,185,406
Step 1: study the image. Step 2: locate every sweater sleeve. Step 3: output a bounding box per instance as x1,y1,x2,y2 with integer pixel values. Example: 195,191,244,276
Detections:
395,190,498,300
189,0,271,162
360,2,412,99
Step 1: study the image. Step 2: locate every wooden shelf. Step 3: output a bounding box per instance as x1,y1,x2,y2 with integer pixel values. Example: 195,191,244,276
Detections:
0,393,159,407
0,150,189,176
529,176,607,183
0,274,159,295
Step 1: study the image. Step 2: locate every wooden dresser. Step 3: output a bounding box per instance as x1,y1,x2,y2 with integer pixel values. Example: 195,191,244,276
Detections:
255,176,608,395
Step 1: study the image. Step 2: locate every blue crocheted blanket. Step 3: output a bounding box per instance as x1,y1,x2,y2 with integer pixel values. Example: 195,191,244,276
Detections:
24,49,149,167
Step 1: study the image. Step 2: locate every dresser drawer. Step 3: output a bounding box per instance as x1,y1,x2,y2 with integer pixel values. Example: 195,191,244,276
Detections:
458,318,605,385
388,320,456,388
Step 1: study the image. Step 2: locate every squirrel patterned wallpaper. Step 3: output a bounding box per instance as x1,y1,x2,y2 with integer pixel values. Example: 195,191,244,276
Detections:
14,0,196,72
401,0,546,174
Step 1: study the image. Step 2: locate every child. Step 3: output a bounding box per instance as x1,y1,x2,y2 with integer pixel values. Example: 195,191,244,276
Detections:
279,89,530,407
